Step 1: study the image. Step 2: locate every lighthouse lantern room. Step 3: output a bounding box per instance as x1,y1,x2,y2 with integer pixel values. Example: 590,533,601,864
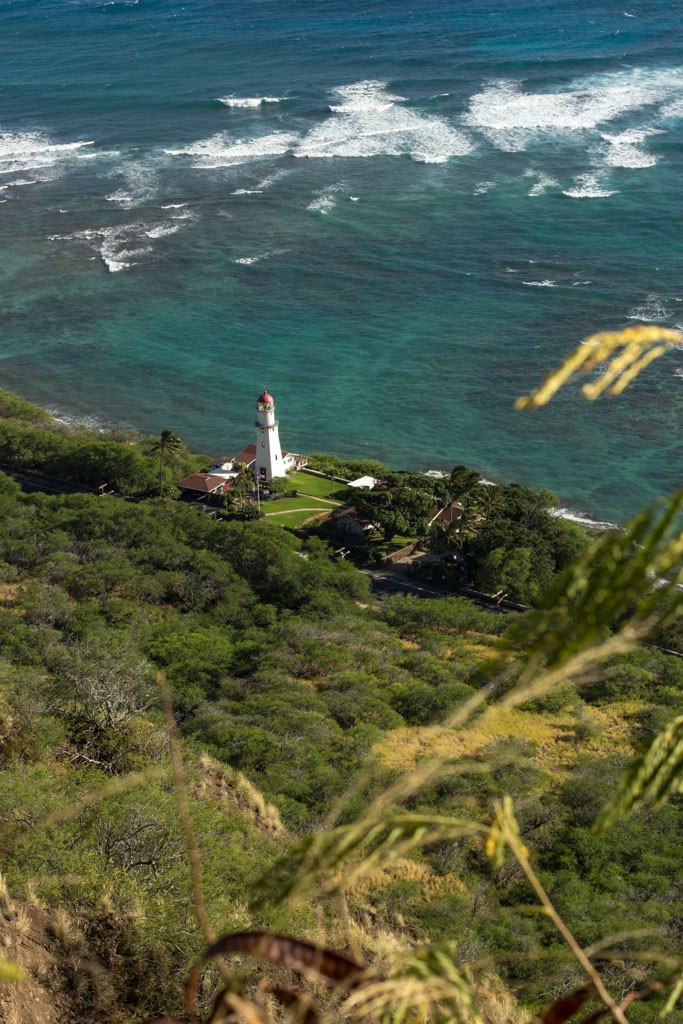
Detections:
255,389,286,481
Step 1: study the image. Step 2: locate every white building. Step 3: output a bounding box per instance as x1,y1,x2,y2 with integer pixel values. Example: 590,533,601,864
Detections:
253,389,286,481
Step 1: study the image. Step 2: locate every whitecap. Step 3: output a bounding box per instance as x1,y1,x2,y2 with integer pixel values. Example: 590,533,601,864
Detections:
160,202,187,209
600,127,661,167
218,96,286,108
105,161,159,208
563,173,619,198
307,183,346,213
524,169,560,196
234,247,290,265
626,296,671,322
0,131,96,178
523,279,557,287
231,188,263,195
464,68,683,151
297,80,474,164
473,180,496,194
144,222,183,239
166,131,298,168
51,215,191,272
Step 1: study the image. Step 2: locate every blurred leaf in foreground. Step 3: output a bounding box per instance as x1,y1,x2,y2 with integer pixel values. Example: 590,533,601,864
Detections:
515,325,682,409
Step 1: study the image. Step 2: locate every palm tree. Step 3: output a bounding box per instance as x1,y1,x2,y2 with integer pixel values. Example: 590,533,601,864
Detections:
148,429,183,496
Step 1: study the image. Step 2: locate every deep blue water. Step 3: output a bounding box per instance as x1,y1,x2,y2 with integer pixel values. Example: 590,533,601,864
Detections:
0,0,682,522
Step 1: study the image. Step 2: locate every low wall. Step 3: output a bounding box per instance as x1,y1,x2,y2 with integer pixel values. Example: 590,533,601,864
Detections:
299,468,349,484
384,543,419,565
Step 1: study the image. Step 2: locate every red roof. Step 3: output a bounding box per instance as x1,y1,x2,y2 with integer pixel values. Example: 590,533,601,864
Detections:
176,473,226,494
257,390,274,404
232,443,257,466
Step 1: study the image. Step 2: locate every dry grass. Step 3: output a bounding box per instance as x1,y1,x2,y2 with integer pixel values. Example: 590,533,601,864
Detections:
197,754,288,837
374,703,639,775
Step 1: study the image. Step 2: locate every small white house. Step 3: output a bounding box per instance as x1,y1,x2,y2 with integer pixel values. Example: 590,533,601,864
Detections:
348,476,379,490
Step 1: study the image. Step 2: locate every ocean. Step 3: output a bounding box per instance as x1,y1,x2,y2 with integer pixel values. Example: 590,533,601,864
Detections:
0,0,681,523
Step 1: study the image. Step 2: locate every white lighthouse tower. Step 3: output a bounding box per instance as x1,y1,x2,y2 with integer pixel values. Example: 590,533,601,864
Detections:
255,389,286,481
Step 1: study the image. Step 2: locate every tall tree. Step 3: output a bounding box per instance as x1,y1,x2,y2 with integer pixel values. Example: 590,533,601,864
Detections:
148,429,183,496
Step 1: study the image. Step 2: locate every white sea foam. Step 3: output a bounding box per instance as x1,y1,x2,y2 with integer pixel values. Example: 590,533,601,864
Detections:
234,247,290,265
52,214,191,272
166,131,298,168
256,168,292,189
523,279,557,287
524,170,560,196
0,131,96,178
144,222,183,239
626,296,671,322
550,507,617,531
160,202,187,209
562,172,619,198
296,80,474,163
231,188,263,195
218,96,286,108
600,127,661,167
473,180,496,194
105,163,159,209
464,68,683,152
307,182,346,213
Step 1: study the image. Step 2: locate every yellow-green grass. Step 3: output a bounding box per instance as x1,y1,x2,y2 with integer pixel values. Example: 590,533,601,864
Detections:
268,509,330,529
287,471,348,501
264,496,332,513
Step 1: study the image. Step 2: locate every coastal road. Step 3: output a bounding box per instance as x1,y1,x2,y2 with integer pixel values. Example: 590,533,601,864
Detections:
360,567,466,601
0,463,91,496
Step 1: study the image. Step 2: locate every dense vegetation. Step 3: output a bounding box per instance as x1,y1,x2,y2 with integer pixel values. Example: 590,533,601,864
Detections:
0,467,681,1021
0,392,681,1023
0,390,204,495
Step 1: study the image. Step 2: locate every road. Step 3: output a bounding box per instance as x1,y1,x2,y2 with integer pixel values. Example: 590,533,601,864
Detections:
360,567,472,601
0,463,92,496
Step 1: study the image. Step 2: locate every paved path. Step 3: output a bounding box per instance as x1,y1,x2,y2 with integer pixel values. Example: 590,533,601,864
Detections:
265,507,329,517
296,493,343,506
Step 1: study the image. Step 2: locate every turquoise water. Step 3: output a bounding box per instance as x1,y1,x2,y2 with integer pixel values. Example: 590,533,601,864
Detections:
0,0,682,522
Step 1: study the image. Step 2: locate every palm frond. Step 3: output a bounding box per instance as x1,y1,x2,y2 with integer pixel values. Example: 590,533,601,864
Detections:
515,326,682,409
344,942,481,1024
252,814,489,908
480,490,683,705
595,714,683,830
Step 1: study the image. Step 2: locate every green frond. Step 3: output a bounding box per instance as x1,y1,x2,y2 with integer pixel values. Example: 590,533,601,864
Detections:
481,490,683,703
252,813,488,908
661,975,683,1017
595,714,683,831
346,942,480,1024
486,797,527,867
515,326,682,409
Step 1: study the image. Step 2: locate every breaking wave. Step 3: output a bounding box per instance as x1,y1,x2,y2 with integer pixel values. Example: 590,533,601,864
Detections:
218,96,286,108
165,131,298,168
296,80,474,163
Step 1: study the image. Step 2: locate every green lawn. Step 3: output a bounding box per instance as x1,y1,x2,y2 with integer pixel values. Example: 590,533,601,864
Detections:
268,508,331,529
264,496,331,513
287,470,348,501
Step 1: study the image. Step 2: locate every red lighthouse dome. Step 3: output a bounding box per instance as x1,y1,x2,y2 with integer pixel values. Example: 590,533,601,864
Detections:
257,390,274,404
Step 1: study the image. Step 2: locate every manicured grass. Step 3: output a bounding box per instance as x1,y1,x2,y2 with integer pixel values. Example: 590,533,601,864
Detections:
287,471,348,501
264,496,331,513
268,508,331,529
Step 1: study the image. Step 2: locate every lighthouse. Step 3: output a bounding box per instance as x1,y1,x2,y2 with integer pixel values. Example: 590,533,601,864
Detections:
255,389,286,481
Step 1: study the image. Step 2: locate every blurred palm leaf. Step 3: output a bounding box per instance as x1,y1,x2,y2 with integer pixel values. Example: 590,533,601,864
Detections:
481,490,683,705
252,814,488,908
515,326,682,409
595,714,683,830
345,942,481,1024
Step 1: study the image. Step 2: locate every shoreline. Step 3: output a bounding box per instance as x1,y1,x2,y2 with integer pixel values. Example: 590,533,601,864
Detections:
15,389,618,533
